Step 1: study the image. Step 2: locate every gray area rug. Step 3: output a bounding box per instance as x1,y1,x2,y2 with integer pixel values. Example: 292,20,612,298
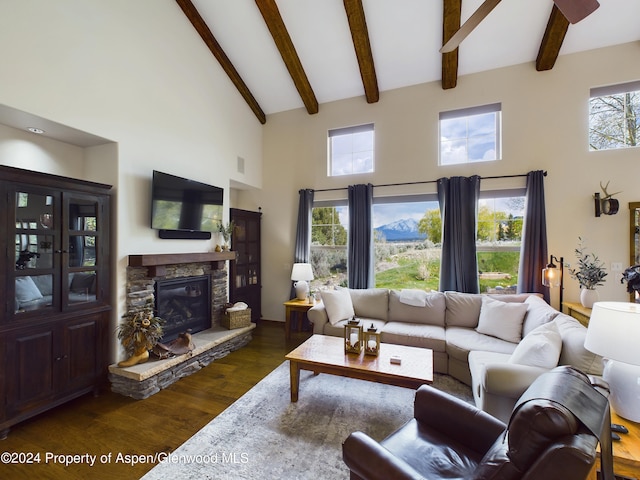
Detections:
142,361,472,480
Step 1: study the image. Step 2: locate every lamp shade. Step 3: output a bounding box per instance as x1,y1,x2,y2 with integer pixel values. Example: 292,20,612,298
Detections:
542,264,562,288
291,263,314,281
584,302,640,366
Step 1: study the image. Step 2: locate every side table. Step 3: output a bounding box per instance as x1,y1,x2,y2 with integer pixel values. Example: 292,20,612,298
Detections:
283,298,315,340
588,410,640,479
563,301,592,327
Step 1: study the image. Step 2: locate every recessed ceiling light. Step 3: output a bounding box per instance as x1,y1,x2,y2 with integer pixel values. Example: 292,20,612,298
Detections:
27,127,45,134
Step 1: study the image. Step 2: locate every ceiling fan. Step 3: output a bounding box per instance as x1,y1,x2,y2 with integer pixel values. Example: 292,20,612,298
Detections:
440,0,600,53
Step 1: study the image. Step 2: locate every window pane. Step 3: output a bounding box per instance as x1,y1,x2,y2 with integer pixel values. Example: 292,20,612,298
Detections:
477,196,524,294
589,87,640,150
329,125,374,176
373,201,441,290
310,206,348,290
439,105,501,165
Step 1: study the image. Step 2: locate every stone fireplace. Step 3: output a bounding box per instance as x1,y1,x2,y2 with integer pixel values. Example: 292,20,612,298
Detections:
109,251,255,399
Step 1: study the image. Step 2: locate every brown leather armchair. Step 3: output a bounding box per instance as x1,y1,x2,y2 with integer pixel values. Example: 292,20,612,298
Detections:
343,366,613,480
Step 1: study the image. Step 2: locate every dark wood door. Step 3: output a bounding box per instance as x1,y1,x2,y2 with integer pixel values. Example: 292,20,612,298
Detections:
230,208,261,322
4,325,57,418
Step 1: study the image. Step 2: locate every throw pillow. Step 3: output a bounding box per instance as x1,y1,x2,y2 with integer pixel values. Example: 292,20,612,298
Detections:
321,288,355,325
476,296,528,343
508,321,562,369
15,276,44,303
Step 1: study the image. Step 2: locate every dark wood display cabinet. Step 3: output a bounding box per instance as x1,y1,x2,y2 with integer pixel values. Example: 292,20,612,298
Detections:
229,208,261,322
0,165,112,439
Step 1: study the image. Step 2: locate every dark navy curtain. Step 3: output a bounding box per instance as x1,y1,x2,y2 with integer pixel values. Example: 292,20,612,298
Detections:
348,184,374,289
438,176,481,293
292,189,314,298
518,170,549,301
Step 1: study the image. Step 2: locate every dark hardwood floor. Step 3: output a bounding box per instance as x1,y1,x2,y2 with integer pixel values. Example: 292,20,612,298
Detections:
0,321,311,480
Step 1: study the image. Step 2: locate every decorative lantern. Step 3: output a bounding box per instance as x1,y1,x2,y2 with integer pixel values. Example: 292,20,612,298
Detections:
344,317,363,354
364,323,381,356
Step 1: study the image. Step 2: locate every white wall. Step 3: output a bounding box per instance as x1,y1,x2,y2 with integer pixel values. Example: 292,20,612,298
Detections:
255,42,640,321
0,0,263,361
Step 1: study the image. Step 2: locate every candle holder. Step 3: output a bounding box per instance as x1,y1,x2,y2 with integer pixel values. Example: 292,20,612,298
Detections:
344,317,363,354
364,323,380,356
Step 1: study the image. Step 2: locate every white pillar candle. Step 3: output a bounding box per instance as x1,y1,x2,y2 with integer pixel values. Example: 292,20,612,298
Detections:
367,339,377,350
350,332,359,347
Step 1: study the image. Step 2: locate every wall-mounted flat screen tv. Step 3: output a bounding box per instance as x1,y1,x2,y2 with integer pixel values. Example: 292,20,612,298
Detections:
151,170,223,239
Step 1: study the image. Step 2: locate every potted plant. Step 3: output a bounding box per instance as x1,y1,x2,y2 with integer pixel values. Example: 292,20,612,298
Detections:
116,309,164,367
568,237,607,308
218,221,235,250
621,264,640,302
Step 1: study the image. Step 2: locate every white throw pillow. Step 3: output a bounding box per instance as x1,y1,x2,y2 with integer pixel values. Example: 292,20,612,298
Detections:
321,289,355,325
476,296,528,343
508,321,562,369
15,276,44,303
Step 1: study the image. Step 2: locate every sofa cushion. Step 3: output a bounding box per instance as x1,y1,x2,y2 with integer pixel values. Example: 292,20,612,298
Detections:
522,295,559,336
388,290,446,326
555,314,603,375
476,297,528,343
349,288,389,322
508,321,562,369
444,291,483,328
15,276,44,303
381,322,446,352
446,327,518,362
321,288,355,325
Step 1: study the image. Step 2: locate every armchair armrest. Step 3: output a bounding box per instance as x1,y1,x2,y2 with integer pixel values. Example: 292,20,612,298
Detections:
306,302,329,334
343,431,425,480
414,385,505,453
482,363,549,399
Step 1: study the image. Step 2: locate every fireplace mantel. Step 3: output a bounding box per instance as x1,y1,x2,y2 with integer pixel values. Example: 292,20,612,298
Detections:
128,251,236,277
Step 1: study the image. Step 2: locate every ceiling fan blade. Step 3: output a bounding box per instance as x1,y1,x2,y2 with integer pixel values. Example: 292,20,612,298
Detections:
440,0,502,53
553,0,600,24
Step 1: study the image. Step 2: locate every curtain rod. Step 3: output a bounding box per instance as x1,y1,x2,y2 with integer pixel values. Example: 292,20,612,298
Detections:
312,171,546,193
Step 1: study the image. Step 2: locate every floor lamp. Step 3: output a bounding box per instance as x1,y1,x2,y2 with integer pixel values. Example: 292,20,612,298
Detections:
542,254,564,310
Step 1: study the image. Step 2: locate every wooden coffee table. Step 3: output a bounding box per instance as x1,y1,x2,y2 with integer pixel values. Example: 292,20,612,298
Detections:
285,334,433,402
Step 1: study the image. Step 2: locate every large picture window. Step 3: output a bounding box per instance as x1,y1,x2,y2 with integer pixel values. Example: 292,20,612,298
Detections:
439,103,501,165
328,123,374,176
589,81,640,151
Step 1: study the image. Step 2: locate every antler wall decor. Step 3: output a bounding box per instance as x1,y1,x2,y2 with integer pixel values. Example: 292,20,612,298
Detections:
594,180,621,217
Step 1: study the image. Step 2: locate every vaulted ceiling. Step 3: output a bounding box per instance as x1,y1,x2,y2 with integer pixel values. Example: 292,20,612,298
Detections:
178,0,640,124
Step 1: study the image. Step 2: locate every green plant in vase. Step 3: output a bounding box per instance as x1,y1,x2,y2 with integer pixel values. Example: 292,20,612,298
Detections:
568,237,607,308
219,221,235,250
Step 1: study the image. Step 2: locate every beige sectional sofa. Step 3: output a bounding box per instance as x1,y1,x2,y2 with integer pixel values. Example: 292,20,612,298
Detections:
307,288,603,421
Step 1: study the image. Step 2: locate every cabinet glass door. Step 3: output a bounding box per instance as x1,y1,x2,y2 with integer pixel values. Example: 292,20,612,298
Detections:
13,190,60,314
65,195,101,307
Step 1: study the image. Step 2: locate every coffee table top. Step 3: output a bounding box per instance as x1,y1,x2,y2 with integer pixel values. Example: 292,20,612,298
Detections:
285,334,433,384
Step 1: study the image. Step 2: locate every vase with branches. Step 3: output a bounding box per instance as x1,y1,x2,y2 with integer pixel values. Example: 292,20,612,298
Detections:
568,237,607,307
219,221,235,250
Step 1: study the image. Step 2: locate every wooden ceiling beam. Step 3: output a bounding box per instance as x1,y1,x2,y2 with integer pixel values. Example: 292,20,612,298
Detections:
255,0,318,115
442,0,462,89
175,0,266,124
343,0,379,103
536,5,570,71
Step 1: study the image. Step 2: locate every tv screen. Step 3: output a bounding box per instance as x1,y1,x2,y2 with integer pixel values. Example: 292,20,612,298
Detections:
151,170,223,234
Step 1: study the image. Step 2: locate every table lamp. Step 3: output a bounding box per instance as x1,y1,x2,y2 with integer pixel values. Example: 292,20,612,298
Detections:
584,301,640,422
291,263,314,300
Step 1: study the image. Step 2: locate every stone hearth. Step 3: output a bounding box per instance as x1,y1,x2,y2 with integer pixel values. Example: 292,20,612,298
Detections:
108,325,254,399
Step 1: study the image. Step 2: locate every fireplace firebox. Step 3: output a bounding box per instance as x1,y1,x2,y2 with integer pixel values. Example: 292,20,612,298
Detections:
155,275,211,343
